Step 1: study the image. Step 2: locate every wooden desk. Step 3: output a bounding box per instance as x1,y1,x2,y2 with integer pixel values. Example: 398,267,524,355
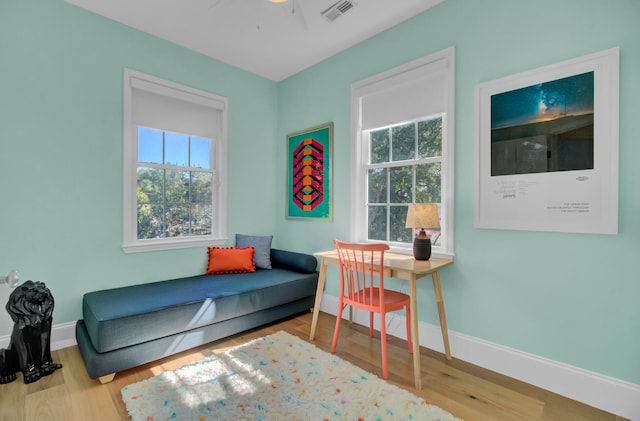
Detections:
309,250,454,389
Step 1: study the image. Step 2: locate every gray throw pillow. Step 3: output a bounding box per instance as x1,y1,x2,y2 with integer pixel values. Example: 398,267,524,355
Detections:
235,234,273,269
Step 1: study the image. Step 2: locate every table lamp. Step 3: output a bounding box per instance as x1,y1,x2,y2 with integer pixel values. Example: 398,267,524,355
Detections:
405,204,440,260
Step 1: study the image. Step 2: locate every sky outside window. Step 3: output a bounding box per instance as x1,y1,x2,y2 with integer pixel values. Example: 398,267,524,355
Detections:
137,127,211,168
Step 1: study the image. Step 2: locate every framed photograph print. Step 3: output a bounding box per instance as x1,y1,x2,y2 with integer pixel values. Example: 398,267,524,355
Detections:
474,47,619,234
286,122,333,220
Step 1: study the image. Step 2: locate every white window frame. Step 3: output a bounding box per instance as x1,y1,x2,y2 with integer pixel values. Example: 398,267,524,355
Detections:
350,47,455,258
122,68,228,253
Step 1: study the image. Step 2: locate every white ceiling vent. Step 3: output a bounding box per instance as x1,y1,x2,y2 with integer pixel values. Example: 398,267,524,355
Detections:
321,0,357,22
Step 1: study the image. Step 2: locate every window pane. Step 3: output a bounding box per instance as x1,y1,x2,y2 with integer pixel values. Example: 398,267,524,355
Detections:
190,137,211,169
370,129,389,164
390,205,412,242
389,166,412,204
191,204,212,236
368,168,387,204
165,205,189,237
391,123,415,161
137,204,164,239
418,117,442,158
416,162,441,203
136,130,214,241
190,171,213,203
165,132,189,166
429,225,443,247
138,127,163,164
368,205,387,241
137,167,163,204
165,170,189,203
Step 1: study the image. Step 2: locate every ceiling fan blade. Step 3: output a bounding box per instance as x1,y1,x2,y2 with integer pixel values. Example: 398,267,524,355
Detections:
208,0,234,12
291,0,309,32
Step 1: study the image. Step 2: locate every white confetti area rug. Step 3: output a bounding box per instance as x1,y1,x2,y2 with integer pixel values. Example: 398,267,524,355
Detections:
121,330,462,421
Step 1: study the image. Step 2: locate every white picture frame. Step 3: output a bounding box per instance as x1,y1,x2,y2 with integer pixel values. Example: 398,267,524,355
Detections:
474,47,619,234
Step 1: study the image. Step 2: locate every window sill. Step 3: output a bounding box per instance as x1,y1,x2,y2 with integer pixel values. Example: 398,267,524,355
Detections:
122,236,226,253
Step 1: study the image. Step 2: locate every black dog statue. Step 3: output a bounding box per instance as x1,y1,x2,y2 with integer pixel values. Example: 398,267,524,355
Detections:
0,280,62,384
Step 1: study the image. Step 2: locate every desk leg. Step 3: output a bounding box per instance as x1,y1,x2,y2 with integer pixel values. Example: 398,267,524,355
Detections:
309,261,328,341
432,270,452,360
409,276,422,390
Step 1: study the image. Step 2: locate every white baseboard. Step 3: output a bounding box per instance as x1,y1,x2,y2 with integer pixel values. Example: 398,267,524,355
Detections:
0,321,77,351
2,307,638,419
320,294,640,420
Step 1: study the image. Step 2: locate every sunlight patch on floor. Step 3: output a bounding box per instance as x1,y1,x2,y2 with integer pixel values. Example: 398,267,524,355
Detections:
148,352,274,409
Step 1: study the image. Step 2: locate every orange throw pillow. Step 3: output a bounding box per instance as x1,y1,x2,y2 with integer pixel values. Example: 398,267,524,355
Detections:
206,247,256,274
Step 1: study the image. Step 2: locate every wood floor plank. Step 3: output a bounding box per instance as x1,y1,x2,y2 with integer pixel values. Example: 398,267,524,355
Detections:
57,347,118,420
420,355,545,419
0,369,25,421
0,311,628,420
25,384,73,421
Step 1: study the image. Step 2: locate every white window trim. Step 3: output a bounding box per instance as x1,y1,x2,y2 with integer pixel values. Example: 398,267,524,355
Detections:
122,68,228,253
350,47,455,259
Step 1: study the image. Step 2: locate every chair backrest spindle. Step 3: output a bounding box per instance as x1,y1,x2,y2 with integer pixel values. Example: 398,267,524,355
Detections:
334,239,389,310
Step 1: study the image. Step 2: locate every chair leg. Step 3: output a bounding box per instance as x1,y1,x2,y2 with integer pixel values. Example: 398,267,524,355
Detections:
380,312,388,379
405,305,413,353
332,302,344,353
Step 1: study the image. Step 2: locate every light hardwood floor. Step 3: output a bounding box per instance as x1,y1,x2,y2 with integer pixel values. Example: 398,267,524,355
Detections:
0,311,627,421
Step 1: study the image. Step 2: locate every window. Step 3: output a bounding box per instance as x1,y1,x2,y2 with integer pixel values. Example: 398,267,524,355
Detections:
123,69,228,253
350,48,455,258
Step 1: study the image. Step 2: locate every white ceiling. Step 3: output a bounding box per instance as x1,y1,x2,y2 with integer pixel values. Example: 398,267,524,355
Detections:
64,0,444,81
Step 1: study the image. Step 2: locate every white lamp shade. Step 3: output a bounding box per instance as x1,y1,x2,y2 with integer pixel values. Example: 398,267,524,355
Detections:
405,204,440,229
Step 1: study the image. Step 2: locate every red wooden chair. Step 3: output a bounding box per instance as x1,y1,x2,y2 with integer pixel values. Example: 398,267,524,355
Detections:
331,239,413,379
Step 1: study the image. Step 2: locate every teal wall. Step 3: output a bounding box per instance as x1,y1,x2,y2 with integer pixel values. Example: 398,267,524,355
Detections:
0,1,278,329
1,0,638,387
276,0,640,385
